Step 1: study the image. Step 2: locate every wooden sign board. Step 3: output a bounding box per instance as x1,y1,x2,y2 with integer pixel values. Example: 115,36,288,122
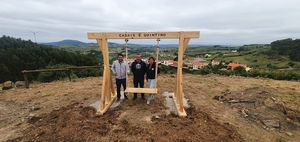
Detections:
88,31,200,39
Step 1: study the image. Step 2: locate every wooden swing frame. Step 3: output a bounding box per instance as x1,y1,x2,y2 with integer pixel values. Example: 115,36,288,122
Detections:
87,31,200,117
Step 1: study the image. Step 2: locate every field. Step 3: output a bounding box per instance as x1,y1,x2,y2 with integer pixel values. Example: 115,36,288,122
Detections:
1,74,300,141
211,46,300,72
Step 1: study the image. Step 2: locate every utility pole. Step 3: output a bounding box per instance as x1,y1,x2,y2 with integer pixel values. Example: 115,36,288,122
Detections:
32,32,37,43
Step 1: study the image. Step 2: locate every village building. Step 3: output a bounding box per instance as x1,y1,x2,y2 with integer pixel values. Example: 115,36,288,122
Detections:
227,63,247,70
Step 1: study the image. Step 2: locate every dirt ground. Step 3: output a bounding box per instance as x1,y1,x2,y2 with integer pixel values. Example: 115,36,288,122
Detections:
1,74,300,142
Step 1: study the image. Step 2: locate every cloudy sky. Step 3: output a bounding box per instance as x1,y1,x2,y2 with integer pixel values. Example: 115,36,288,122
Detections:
0,0,300,45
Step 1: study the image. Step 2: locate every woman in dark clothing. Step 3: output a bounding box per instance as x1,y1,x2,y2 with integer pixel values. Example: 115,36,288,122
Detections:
146,57,160,104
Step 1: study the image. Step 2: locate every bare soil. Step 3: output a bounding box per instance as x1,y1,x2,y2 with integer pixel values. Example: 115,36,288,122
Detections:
1,74,300,142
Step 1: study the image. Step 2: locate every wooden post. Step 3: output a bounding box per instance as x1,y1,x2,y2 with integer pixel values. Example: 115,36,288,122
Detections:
178,35,184,112
23,72,29,88
96,38,117,115
172,33,189,117
67,69,71,81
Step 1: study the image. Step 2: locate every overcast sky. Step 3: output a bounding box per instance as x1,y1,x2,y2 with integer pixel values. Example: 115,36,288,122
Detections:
0,0,300,45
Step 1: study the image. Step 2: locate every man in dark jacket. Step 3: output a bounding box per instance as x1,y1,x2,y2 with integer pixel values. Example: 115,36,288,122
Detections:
131,54,147,100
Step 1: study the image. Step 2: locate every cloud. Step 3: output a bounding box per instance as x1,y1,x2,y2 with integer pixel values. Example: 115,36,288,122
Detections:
0,0,300,45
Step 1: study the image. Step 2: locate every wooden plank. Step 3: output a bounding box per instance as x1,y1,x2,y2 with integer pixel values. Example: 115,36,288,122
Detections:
67,66,100,69
22,68,69,73
183,38,191,53
97,39,106,110
172,93,187,117
22,66,101,73
110,74,116,96
178,34,184,112
103,39,112,103
96,95,117,116
125,88,158,94
67,69,71,81
88,31,200,39
24,73,29,88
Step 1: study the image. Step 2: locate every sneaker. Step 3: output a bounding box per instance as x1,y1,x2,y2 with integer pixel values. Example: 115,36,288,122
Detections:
116,98,120,102
147,100,150,105
124,95,128,100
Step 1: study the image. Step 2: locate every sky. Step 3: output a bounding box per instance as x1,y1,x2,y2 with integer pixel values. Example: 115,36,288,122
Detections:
0,0,300,45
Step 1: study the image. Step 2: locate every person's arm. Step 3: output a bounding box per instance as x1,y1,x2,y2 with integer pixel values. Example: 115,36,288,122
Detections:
111,61,117,75
131,62,135,75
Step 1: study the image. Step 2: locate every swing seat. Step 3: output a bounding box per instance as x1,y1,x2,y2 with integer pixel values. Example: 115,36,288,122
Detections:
125,88,158,94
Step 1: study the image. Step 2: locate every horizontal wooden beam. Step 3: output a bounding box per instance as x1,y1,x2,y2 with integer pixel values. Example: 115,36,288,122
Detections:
88,31,200,39
67,66,101,69
22,66,101,73
125,88,158,94
22,68,69,73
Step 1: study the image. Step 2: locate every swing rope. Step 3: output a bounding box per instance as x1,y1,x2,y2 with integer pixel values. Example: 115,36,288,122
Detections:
125,39,129,87
155,39,160,88
124,38,159,94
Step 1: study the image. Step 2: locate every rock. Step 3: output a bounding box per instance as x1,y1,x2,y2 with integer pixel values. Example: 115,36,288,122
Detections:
15,81,25,88
286,132,293,136
241,109,248,117
30,106,40,111
3,81,14,90
262,119,280,128
29,113,35,117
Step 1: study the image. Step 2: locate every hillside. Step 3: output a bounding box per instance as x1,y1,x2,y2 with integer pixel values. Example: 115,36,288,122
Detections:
0,36,99,83
211,44,300,72
1,74,300,141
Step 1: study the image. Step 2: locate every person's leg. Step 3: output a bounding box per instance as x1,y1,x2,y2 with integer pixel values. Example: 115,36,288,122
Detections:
147,79,155,104
140,78,145,99
150,79,155,100
116,79,121,100
133,78,138,99
121,79,128,99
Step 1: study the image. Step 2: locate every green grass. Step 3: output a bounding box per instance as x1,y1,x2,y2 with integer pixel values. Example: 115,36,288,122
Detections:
213,46,300,72
51,43,300,73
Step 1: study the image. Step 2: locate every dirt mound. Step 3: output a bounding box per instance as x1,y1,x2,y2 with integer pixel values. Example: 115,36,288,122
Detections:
213,87,300,131
9,102,244,142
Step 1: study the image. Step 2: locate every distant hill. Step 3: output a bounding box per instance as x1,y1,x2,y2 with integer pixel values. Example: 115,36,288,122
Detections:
42,39,223,48
42,40,97,46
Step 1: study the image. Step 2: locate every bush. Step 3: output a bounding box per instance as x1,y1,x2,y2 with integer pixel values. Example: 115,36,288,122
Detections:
233,66,247,76
189,65,300,81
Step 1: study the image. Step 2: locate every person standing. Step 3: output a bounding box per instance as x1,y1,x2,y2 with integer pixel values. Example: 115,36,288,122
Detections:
146,57,160,104
111,53,128,101
131,54,147,100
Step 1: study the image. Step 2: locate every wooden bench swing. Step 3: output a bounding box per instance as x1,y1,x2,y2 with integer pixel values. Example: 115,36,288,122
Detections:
87,31,200,117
